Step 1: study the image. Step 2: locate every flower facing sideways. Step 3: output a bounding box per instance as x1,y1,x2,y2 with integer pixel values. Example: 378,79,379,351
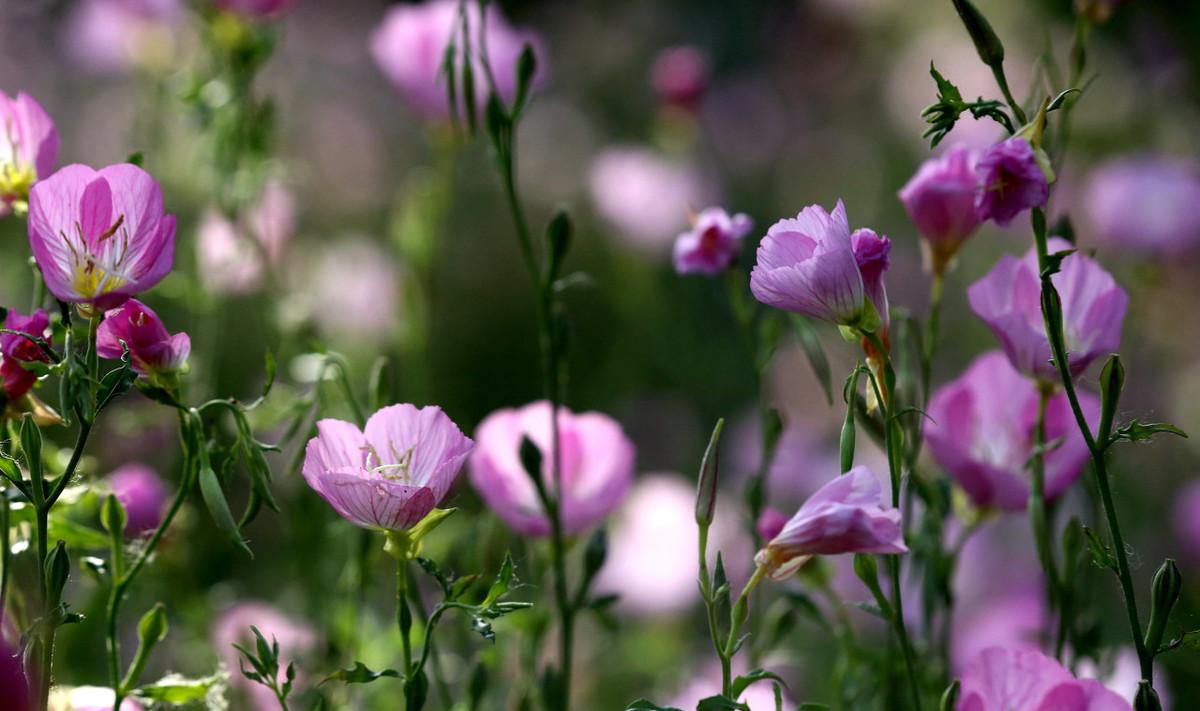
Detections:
1,308,51,403
974,137,1049,226
0,91,58,218
96,299,190,380
672,207,753,276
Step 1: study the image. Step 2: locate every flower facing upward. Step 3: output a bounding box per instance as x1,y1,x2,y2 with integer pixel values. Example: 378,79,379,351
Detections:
958,646,1132,711
974,137,1049,226
469,401,635,537
755,466,905,581
108,463,169,536
1,308,51,402
968,237,1127,381
96,299,190,378
28,164,176,310
897,146,981,271
302,404,473,531
0,92,58,217
672,207,753,275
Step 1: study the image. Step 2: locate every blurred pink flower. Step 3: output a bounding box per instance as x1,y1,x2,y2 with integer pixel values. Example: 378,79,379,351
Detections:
1,308,51,402
370,0,545,120
1171,481,1200,564
926,351,1097,511
669,665,790,710
1077,649,1169,707
50,686,144,711
28,164,176,311
651,45,710,110
214,0,295,19
0,635,27,711
755,506,788,542
1081,156,1200,255
96,299,190,377
968,237,1127,381
107,463,169,536
898,146,981,270
974,138,1049,226
61,0,182,75
291,239,400,347
0,91,58,217
470,400,634,537
248,180,295,264
672,207,752,276
212,601,317,711
196,181,294,295
958,646,1131,711
302,404,473,531
755,466,905,581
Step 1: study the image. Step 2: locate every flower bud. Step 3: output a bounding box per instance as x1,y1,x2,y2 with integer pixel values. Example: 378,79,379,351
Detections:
939,680,960,711
44,539,70,607
694,419,725,527
1144,558,1182,655
100,493,127,537
951,0,1006,68
1134,681,1163,711
137,603,169,648
1098,354,1125,445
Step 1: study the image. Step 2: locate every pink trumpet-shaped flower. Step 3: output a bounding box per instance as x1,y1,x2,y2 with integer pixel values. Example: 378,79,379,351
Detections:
927,351,1097,512
302,404,473,531
1,308,51,402
974,137,1049,226
213,0,295,19
958,646,1132,711
96,299,190,377
672,207,753,275
755,466,906,580
0,92,58,217
28,164,176,310
968,237,1127,381
469,401,635,537
898,146,981,270
108,463,169,536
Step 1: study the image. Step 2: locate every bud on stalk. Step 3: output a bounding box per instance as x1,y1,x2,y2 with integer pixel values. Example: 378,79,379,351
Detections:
695,419,725,527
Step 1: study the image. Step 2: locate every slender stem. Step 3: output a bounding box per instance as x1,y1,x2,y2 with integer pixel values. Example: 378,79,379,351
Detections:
920,272,945,410
397,558,413,683
990,65,1027,126
1028,385,1061,655
405,567,453,707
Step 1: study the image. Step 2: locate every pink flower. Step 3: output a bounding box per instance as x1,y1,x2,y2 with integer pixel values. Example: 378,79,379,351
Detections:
108,463,168,536
651,45,710,110
28,164,176,310
370,0,545,120
1,309,51,402
672,207,753,275
851,227,891,328
958,646,1132,711
469,401,635,537
60,0,182,75
755,466,906,580
0,636,27,711
50,686,144,711
1171,481,1200,565
898,146,981,270
0,92,58,217
212,602,317,711
96,299,190,378
927,351,1097,511
213,0,295,19
755,506,788,542
968,237,1127,381
974,137,1049,226
302,404,473,531
1082,156,1200,255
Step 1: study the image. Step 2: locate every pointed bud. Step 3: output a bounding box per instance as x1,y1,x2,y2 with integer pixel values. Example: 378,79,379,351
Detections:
940,680,960,711
546,210,572,281
1098,354,1125,446
1144,559,1182,655
695,419,725,527
582,527,607,584
20,413,44,502
951,0,1006,68
519,435,543,484
1134,682,1163,711
101,493,128,537
137,603,169,648
45,539,70,606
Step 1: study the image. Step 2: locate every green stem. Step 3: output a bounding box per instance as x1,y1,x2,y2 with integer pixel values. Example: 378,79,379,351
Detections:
397,558,413,685
1028,384,1061,656
990,64,1027,126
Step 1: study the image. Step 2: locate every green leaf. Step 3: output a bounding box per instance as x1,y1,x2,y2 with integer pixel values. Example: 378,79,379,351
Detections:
624,701,684,711
1111,421,1188,445
198,466,252,557
731,669,786,699
697,696,749,711
481,551,517,607
133,673,225,703
1046,88,1081,112
96,355,136,413
126,152,145,167
320,661,400,685
1082,525,1117,572
791,316,833,405
48,517,110,551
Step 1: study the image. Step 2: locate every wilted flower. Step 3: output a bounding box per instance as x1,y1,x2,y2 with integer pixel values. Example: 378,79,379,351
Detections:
1082,157,1200,255
0,92,58,217
212,602,317,711
213,0,295,19
958,646,1132,711
898,146,981,272
470,400,635,537
755,466,906,581
672,207,753,275
370,0,544,120
28,164,176,311
926,351,1097,511
96,299,190,379
61,0,182,75
1,308,51,402
651,45,710,110
108,463,169,536
968,237,1127,381
302,404,473,531
48,686,144,711
975,137,1049,226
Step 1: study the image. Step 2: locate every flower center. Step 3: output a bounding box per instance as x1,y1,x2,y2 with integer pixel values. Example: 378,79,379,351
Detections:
363,442,416,483
62,214,132,299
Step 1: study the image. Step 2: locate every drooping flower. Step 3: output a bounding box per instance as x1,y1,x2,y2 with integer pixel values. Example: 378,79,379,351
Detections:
28,164,176,311
968,238,1127,381
1,308,51,402
755,466,906,580
108,463,169,536
974,137,1049,226
95,299,190,378
0,92,58,217
958,646,1132,711
651,45,710,111
1082,156,1200,256
213,0,295,19
470,400,635,537
926,351,1098,511
898,146,982,272
302,404,473,531
212,602,317,711
851,227,891,329
370,0,545,120
48,686,144,711
672,207,753,275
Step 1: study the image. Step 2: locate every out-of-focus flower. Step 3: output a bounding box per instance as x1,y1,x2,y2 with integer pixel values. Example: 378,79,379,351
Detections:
1,309,51,402
28,164,176,311
196,182,294,295
755,506,788,542
213,0,295,19
588,147,713,254
975,138,1049,226
48,686,143,711
370,0,544,120
755,466,905,580
1081,157,1200,256
247,180,295,264
302,404,473,531
651,45,710,110
107,463,168,536
212,602,317,711
968,238,1127,381
1171,481,1200,564
0,636,27,711
288,239,400,347
927,351,1097,511
61,0,182,76
672,207,752,275
1077,649,1169,707
851,227,891,329
470,400,634,537
898,146,982,272
958,646,1132,711
0,92,58,217
669,662,791,710
96,299,190,379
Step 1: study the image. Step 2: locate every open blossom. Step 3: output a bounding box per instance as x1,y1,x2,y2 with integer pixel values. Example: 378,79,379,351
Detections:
968,237,1127,381
927,351,1097,511
672,207,753,275
0,92,58,217
958,646,1132,711
371,0,545,120
213,0,295,19
108,463,168,536
975,137,1049,226
755,466,906,581
1,309,51,402
302,404,473,531
651,45,710,110
1082,156,1200,255
28,164,176,310
470,401,635,537
898,146,981,270
96,299,190,377
212,602,317,711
